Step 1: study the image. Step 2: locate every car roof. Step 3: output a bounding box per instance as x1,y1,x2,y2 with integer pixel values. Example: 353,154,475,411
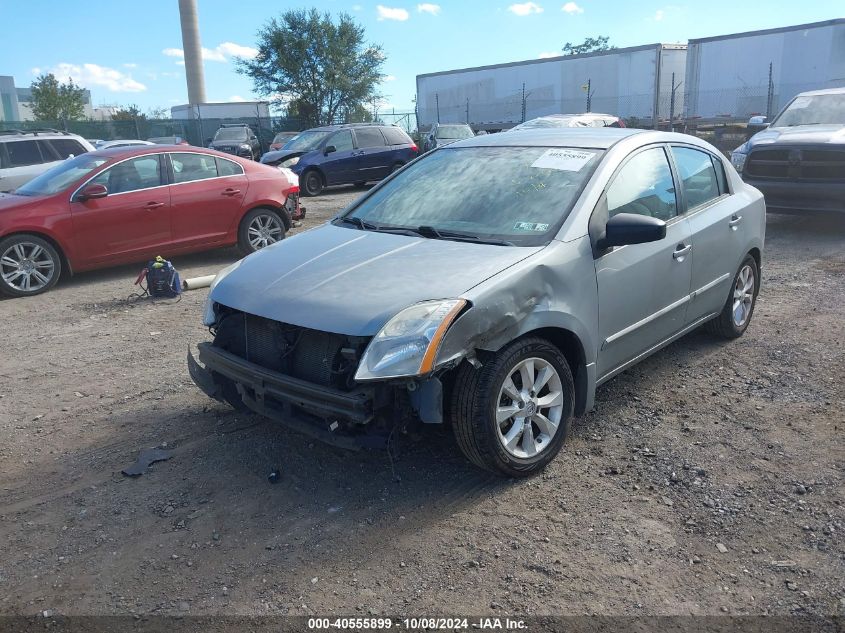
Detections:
0,130,85,141
795,86,845,97
449,127,644,149
308,123,395,132
89,145,223,160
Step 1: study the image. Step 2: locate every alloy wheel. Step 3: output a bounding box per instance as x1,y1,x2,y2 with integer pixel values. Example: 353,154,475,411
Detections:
247,214,284,250
495,357,564,459
732,264,755,327
0,241,56,293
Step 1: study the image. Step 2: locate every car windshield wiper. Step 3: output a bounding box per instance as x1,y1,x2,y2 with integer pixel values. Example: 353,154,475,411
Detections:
415,225,515,246
336,216,381,231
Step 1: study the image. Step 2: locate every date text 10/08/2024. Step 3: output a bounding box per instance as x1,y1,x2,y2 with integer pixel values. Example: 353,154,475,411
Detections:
307,617,528,630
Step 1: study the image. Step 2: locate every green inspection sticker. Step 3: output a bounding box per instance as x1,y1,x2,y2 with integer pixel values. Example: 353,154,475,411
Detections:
514,222,550,232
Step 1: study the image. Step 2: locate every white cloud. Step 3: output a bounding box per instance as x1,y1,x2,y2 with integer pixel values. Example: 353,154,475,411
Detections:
508,2,543,16
417,3,441,14
538,51,559,59
353,4,363,10
31,67,41,75
653,9,665,20
561,2,583,13
46,62,146,92
383,74,398,81
123,63,138,69
162,42,258,64
161,71,181,78
216,42,259,59
228,95,247,102
376,5,410,20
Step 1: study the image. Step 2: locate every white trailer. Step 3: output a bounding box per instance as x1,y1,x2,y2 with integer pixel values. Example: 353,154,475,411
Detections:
684,18,845,123
170,101,271,120
416,44,687,130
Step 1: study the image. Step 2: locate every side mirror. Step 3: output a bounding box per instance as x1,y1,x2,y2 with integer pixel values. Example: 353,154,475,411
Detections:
597,213,666,249
748,115,769,129
324,145,337,155
77,183,108,201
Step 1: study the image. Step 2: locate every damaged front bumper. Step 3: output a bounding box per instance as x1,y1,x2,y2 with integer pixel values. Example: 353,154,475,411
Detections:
188,342,382,449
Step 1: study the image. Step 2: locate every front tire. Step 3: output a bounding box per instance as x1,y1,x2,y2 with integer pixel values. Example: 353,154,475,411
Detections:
302,170,324,197
0,234,62,297
450,337,574,477
706,254,759,338
237,208,286,256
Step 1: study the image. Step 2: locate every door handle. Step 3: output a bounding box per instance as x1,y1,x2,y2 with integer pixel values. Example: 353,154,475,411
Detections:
144,202,165,210
673,243,692,260
222,188,241,196
729,214,743,229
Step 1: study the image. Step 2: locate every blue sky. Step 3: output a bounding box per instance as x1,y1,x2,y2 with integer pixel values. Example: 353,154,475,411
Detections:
2,0,842,115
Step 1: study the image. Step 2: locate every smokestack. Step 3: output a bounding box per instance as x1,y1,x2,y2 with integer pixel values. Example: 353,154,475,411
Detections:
178,0,207,105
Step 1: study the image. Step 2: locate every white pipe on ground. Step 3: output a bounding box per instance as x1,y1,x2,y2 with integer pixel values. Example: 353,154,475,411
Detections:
182,275,216,291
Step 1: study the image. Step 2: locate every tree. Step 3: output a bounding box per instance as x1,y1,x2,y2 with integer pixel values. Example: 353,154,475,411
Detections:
238,9,385,127
147,106,169,119
29,74,86,121
111,104,146,121
562,36,615,56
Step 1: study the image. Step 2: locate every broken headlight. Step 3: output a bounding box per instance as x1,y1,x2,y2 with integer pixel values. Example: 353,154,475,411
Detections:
355,299,466,381
202,260,243,326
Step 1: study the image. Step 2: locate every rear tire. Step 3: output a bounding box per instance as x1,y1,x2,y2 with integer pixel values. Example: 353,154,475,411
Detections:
450,337,574,477
302,170,324,197
237,208,286,256
706,254,759,338
0,234,62,297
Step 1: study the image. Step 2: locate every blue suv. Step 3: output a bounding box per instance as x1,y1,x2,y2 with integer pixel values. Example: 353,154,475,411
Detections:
260,123,419,196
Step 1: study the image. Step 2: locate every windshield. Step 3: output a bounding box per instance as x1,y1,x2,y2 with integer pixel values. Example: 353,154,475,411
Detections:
436,125,474,140
771,94,845,127
14,154,109,197
214,128,249,141
337,146,603,246
283,130,332,151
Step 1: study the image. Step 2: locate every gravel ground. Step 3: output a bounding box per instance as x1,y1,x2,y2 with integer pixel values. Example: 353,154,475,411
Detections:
0,186,842,619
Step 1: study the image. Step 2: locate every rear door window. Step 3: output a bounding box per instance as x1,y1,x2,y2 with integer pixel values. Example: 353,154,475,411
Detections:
48,139,88,159
671,146,721,210
170,153,219,183
354,128,386,148
6,140,43,167
382,127,411,145
216,157,244,176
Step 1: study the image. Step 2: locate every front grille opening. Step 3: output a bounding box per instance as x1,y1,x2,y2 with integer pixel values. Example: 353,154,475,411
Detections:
746,148,845,181
213,309,370,391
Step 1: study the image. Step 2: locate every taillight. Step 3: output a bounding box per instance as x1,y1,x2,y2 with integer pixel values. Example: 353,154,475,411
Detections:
283,185,300,196
410,144,418,153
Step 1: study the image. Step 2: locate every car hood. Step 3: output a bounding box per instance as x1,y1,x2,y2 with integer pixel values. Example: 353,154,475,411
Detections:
745,124,845,150
0,191,42,211
210,139,247,148
260,149,307,165
210,223,544,336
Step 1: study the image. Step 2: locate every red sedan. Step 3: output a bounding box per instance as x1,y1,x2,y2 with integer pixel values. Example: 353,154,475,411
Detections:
0,146,301,297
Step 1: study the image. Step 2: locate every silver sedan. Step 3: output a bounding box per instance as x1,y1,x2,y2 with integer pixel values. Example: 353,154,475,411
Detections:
190,128,765,477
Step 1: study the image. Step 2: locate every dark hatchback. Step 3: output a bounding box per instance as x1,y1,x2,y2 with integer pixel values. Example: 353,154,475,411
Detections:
260,123,418,196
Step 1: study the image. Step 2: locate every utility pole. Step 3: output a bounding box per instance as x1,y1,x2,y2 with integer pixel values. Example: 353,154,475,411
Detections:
521,83,526,123
435,93,440,123
585,78,592,112
766,62,774,120
465,98,469,124
669,72,683,132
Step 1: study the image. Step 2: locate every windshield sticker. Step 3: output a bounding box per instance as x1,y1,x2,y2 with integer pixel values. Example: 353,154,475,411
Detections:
531,148,596,171
513,221,550,232
790,96,811,109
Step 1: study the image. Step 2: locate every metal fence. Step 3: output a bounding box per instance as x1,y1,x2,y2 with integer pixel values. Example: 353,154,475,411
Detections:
0,111,422,151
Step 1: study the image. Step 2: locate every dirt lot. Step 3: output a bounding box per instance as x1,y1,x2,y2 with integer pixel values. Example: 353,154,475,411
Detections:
0,185,843,619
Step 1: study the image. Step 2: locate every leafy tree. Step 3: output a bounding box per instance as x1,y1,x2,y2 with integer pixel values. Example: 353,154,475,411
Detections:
111,104,146,121
562,36,615,56
238,8,385,127
147,106,169,119
29,74,86,121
